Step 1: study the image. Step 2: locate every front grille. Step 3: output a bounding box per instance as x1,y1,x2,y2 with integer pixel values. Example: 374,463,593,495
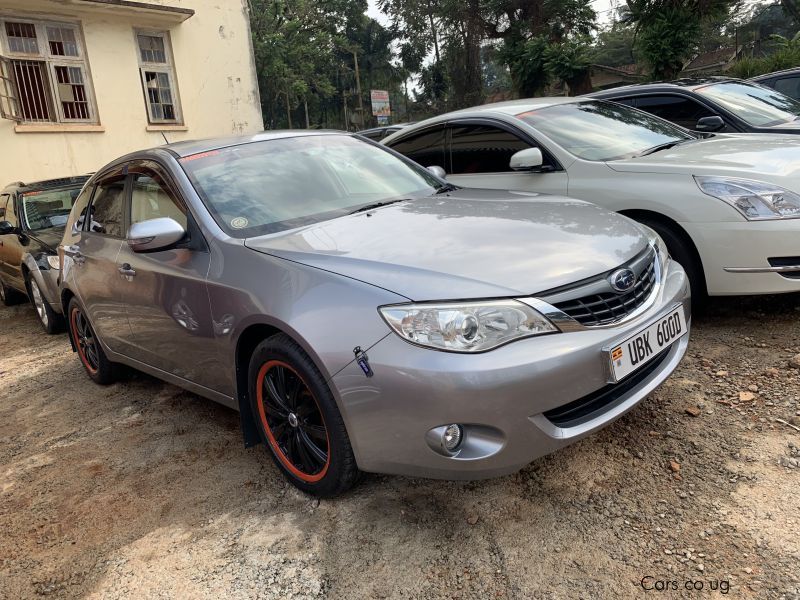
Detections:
543,348,670,428
551,252,657,326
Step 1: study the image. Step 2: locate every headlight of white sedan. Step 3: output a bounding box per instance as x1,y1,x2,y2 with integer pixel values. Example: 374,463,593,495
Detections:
379,300,558,353
695,176,800,220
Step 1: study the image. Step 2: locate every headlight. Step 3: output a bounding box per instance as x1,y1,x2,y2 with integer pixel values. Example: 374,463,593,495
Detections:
639,224,670,263
695,176,800,220
46,255,60,270
379,300,558,353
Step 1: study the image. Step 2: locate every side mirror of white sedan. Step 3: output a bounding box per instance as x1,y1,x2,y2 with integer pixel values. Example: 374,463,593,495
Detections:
509,148,544,171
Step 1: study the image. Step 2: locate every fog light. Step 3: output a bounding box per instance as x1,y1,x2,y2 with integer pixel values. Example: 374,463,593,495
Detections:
443,424,463,452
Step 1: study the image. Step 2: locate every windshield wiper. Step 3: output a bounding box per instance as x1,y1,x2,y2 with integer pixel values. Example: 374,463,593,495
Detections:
435,183,458,194
348,199,407,215
637,139,689,157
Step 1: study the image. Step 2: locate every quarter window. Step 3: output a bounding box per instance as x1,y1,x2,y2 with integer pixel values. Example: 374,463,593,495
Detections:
632,95,714,129
136,31,182,124
387,127,446,169
449,124,532,174
0,19,96,123
87,177,126,238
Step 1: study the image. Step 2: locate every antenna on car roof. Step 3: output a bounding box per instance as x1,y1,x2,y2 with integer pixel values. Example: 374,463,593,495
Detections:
161,131,169,144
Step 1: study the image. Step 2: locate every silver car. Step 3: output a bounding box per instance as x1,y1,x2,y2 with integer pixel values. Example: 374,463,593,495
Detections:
60,131,690,497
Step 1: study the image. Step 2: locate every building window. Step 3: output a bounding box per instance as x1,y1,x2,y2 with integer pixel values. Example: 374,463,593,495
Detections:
0,18,97,124
136,31,182,124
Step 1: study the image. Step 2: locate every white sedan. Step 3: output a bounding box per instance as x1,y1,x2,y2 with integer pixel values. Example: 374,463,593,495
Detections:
382,98,800,298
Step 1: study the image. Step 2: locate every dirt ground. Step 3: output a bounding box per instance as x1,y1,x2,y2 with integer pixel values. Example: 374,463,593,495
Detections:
1,296,799,599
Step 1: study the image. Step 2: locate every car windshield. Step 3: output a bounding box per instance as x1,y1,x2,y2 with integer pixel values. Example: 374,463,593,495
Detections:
180,134,443,237
21,187,83,232
695,81,800,127
515,100,695,161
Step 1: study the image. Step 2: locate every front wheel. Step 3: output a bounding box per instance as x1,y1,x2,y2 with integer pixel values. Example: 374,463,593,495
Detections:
248,334,359,497
28,276,63,334
68,298,117,385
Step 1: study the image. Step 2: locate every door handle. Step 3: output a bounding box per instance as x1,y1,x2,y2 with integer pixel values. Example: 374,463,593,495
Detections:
65,244,85,265
118,263,136,277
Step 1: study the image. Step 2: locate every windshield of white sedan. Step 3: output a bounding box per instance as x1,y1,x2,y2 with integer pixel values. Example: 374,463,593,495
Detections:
21,187,82,232
516,101,694,161
180,135,442,236
695,81,800,127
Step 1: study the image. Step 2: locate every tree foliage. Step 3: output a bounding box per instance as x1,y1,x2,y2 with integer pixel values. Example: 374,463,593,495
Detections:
624,0,736,80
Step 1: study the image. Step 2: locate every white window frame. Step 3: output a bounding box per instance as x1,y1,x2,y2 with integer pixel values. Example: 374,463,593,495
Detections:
134,29,183,125
0,17,98,124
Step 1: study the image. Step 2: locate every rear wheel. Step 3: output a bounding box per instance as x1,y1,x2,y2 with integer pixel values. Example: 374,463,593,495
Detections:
248,334,359,497
636,216,707,309
27,276,63,334
68,298,117,384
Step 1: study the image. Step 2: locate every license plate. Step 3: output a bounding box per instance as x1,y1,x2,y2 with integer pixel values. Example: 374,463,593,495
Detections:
607,307,687,382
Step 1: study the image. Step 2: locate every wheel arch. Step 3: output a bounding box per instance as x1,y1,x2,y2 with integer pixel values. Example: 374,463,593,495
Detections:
618,209,707,292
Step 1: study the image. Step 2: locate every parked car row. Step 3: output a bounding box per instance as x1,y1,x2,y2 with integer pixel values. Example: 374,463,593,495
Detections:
1,72,796,497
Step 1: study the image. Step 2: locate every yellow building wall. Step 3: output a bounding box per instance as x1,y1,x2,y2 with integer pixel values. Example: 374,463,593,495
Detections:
0,0,263,185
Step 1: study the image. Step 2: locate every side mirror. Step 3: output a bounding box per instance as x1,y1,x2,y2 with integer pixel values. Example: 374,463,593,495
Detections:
127,217,185,252
509,148,544,171
0,221,15,235
696,115,725,132
427,165,447,179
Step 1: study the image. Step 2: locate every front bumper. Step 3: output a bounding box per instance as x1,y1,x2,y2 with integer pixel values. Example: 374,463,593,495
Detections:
684,219,800,295
331,259,690,479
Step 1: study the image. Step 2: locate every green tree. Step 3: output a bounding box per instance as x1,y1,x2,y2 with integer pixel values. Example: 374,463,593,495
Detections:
624,0,735,80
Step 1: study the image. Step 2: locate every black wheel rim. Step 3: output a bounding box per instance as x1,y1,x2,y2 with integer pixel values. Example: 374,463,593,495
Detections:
73,309,99,372
259,362,329,479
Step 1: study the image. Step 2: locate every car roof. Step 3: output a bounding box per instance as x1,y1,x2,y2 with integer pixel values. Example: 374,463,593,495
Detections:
162,129,349,158
588,77,739,96
389,97,581,132
3,174,91,194
749,67,800,81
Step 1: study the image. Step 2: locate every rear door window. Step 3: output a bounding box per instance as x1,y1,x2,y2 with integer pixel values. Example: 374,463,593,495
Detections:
86,175,127,238
386,126,446,168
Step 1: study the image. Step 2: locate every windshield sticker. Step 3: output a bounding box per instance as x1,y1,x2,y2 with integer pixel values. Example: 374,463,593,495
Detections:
230,217,249,229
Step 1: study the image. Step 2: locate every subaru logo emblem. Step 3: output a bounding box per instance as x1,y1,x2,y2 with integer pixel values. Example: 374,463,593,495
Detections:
609,268,636,293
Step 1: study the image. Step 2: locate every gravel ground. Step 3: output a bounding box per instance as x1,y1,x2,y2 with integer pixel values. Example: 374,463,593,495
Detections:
1,296,799,599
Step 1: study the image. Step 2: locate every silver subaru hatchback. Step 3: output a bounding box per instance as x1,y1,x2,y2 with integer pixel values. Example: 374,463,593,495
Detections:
60,131,690,497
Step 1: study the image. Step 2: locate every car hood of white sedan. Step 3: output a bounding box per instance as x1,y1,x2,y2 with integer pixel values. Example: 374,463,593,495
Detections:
607,134,800,179
244,189,649,302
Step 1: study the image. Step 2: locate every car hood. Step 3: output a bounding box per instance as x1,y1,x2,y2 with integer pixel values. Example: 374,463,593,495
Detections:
607,134,800,180
244,189,648,301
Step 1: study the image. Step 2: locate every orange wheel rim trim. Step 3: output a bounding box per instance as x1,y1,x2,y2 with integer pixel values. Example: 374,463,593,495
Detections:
70,307,98,375
256,360,330,482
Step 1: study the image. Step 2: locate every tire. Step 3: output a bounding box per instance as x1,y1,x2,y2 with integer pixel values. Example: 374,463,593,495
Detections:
27,276,63,334
248,334,359,497
0,276,24,306
636,217,707,309
67,297,117,385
